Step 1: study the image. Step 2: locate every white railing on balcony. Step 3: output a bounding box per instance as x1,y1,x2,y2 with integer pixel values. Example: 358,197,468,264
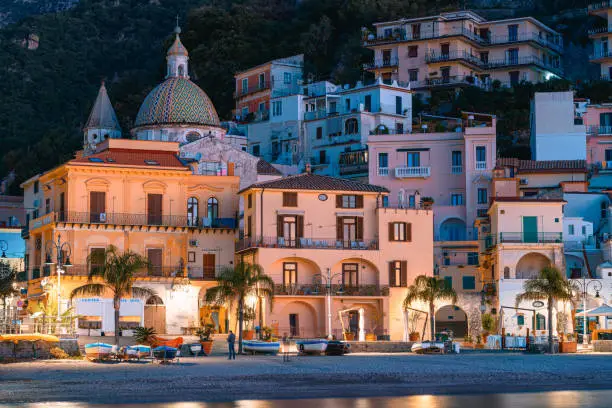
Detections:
451,165,463,174
395,166,431,178
377,167,389,176
605,161,612,169
475,161,487,170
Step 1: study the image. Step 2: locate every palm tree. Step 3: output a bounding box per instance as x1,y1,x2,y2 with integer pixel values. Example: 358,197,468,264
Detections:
0,267,19,329
70,246,156,346
516,266,575,353
205,262,274,354
403,275,457,341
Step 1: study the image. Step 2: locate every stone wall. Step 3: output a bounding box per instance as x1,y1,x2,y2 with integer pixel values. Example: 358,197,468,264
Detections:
348,341,414,353
0,339,80,360
593,340,612,353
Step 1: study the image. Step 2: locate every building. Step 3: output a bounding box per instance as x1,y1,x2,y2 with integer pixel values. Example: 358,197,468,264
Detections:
236,172,433,341
530,92,586,161
583,102,612,182
363,10,563,92
588,1,612,80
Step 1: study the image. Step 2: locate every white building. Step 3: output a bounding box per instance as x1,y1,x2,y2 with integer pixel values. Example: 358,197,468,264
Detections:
530,92,586,161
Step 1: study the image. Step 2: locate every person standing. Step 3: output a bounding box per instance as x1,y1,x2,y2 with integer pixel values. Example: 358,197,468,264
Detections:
227,330,236,360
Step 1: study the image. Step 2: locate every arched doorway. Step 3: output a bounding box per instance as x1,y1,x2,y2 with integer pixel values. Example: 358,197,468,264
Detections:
439,218,467,241
516,253,550,279
536,313,546,331
435,305,468,338
277,301,318,338
144,295,166,334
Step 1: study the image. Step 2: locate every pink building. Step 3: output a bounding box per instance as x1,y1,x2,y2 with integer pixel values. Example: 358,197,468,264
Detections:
583,103,612,168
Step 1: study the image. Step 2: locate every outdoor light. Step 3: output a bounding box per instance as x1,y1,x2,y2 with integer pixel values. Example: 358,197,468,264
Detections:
64,257,72,267
1,251,6,258
595,290,600,298
44,254,54,265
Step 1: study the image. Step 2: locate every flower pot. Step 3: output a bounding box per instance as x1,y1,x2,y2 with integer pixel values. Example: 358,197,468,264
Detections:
200,340,214,356
343,332,355,341
365,333,377,342
409,332,420,342
559,341,577,353
243,330,255,340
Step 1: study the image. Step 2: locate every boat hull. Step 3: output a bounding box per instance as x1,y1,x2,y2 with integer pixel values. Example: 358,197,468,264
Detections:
85,343,113,360
411,341,445,354
242,340,280,354
126,345,151,359
325,341,350,355
153,346,178,361
297,339,328,354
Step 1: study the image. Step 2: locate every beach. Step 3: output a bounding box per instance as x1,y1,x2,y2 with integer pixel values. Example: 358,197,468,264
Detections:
2,353,612,405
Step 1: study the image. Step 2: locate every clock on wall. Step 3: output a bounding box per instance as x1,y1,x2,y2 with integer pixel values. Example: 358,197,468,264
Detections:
318,194,328,201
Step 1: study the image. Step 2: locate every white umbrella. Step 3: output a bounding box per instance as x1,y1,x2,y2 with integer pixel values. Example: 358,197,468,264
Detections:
576,304,612,317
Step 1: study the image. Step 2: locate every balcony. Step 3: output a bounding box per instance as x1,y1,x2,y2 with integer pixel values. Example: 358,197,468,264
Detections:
235,236,379,252
451,165,463,175
377,167,389,176
425,50,483,67
485,56,563,75
475,161,487,170
395,166,431,178
589,1,612,13
274,283,389,297
339,150,368,177
47,212,237,229
590,50,612,61
234,81,270,99
484,232,563,249
588,25,612,36
487,33,563,53
186,266,221,280
587,125,612,135
304,110,329,121
363,57,399,70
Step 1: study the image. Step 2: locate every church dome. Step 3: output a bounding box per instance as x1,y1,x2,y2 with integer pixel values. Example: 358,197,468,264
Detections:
134,77,220,128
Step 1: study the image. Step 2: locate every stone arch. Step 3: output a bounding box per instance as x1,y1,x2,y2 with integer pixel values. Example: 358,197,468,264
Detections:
330,257,379,286
269,257,322,289
278,300,319,338
515,252,551,279
178,64,185,77
435,304,468,338
439,217,467,241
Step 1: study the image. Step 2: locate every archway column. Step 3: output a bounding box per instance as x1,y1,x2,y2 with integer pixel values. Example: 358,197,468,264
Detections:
358,308,365,341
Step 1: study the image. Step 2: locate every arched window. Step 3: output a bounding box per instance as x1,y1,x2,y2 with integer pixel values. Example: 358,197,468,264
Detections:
345,118,359,135
207,197,219,225
92,133,98,141
187,197,199,226
178,65,185,77
186,132,201,143
146,295,164,305
536,313,546,331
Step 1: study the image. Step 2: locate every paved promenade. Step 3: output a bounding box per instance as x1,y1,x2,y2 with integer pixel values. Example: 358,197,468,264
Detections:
1,353,612,404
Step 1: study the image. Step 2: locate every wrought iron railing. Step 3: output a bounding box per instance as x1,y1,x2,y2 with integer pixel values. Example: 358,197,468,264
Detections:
235,236,379,252
274,283,389,297
51,211,236,229
363,57,399,69
484,232,563,248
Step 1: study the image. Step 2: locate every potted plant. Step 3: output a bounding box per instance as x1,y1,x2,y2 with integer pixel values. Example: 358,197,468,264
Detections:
406,310,421,341
475,334,485,349
481,312,495,344
366,331,377,341
196,324,215,356
261,326,273,341
343,330,355,341
421,197,434,210
560,332,577,353
242,306,256,340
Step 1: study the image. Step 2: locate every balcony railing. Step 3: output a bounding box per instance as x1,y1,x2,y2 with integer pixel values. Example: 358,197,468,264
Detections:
234,81,270,98
587,125,612,135
377,167,389,176
186,266,222,280
47,211,237,229
589,1,612,12
363,57,399,70
395,166,431,178
588,25,612,35
484,56,563,75
235,236,379,252
425,50,483,66
475,161,487,170
484,232,563,248
274,284,389,297
451,165,463,174
590,50,612,60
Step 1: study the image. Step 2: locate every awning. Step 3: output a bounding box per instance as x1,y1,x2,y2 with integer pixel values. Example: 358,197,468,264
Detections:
576,304,612,317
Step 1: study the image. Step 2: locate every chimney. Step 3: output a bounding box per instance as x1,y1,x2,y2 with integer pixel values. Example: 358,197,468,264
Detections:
305,163,311,174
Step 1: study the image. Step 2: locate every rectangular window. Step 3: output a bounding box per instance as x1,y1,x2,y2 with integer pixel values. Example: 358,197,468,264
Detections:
477,188,488,205
258,102,266,112
408,195,415,208
508,24,519,42
342,263,359,287
345,98,351,112
283,262,297,286
443,276,453,290
272,101,282,116
467,252,479,265
282,192,298,207
568,224,575,235
283,72,291,84
316,127,323,139
480,51,489,64
241,78,248,94
278,214,303,247
509,70,520,86
451,193,464,206
330,101,337,114
451,151,462,174
89,191,106,223
336,216,363,244
378,152,388,169
203,253,216,279
406,152,420,167
147,193,163,225
388,222,411,242
90,248,106,275
517,315,525,326
507,48,519,64
475,146,486,169
33,181,39,194
147,248,163,276
336,194,363,209
605,149,612,162
252,145,260,157
396,96,403,115
462,276,476,290
45,198,50,214
259,73,265,89
408,45,418,58
408,69,418,82
389,261,404,287
396,122,404,133
247,194,253,209
582,225,587,235
319,150,327,165
246,215,252,237
364,95,371,112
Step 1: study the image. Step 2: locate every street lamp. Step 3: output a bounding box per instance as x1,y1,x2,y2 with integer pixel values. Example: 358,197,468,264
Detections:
44,234,72,322
312,267,343,339
0,239,7,259
573,274,602,346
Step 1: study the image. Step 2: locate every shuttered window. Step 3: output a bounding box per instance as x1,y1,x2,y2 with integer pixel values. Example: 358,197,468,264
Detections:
147,248,163,276
282,192,298,207
147,194,163,225
89,248,105,275
336,194,363,208
389,261,407,287
336,216,364,242
89,191,106,223
388,222,411,242
342,263,359,286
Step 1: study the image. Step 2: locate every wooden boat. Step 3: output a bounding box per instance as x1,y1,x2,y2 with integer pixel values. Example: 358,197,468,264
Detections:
296,339,328,354
242,340,280,354
325,340,350,355
150,336,183,348
188,343,202,355
153,345,178,362
85,342,114,360
411,341,446,354
126,344,151,359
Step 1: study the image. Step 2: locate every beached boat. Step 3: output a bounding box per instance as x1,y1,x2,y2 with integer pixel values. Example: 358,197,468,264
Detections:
188,343,202,355
153,345,178,362
325,340,350,355
126,344,151,359
242,340,280,354
85,342,114,360
296,339,328,354
411,341,446,354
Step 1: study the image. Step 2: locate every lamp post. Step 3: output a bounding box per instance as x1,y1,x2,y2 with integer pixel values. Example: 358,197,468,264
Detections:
573,275,602,345
44,234,72,322
0,240,8,279
313,267,343,339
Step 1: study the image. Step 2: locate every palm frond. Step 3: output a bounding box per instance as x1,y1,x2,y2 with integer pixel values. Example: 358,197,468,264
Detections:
515,266,574,307
131,286,157,299
70,283,106,299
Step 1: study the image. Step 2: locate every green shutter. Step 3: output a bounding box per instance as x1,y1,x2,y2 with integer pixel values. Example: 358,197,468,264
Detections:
443,276,452,290
462,276,476,290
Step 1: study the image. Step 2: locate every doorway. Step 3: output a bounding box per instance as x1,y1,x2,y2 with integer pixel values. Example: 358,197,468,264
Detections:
144,296,166,334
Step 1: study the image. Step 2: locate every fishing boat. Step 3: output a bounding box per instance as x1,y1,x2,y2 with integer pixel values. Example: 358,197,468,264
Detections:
85,342,114,360
411,341,446,354
188,343,202,356
242,340,280,354
325,340,350,355
153,345,178,362
296,339,328,355
126,344,151,359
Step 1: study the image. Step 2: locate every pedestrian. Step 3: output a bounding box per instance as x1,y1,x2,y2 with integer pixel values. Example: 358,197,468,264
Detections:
227,330,236,360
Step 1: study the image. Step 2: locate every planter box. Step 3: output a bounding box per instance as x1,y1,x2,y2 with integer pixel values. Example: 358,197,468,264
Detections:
200,340,214,356
409,333,420,342
344,333,355,341
365,333,377,342
559,341,577,353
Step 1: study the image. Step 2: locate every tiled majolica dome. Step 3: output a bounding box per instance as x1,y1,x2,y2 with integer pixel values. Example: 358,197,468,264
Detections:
134,77,220,127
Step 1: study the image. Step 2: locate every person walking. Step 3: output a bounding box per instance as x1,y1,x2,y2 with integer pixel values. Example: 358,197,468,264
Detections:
227,330,236,360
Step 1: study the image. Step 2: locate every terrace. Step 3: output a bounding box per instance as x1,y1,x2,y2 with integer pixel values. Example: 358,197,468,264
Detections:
235,236,379,252
274,283,389,297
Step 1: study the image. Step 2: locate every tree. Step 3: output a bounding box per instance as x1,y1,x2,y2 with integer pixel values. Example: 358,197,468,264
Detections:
403,275,457,341
205,262,274,354
515,266,575,353
70,246,156,346
0,267,19,329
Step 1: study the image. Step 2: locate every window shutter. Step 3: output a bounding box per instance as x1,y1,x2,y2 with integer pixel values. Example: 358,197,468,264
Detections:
336,217,343,240
336,195,343,208
389,262,396,287
355,195,364,208
388,223,394,241
356,217,364,240
400,261,408,287
406,223,412,242
277,215,283,237
297,215,304,238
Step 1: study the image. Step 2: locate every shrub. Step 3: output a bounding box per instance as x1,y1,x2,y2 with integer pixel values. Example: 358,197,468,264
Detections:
50,347,69,359
481,313,496,333
133,326,157,345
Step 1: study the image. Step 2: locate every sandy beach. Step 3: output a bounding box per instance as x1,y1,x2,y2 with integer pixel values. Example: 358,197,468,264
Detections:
1,352,612,405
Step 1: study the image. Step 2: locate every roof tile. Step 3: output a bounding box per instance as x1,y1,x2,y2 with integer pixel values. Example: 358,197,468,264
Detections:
70,149,187,169
240,173,388,194
497,158,586,172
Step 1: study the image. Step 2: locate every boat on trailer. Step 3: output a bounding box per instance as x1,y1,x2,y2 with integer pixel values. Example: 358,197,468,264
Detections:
242,340,280,354
296,339,328,354
85,343,114,360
